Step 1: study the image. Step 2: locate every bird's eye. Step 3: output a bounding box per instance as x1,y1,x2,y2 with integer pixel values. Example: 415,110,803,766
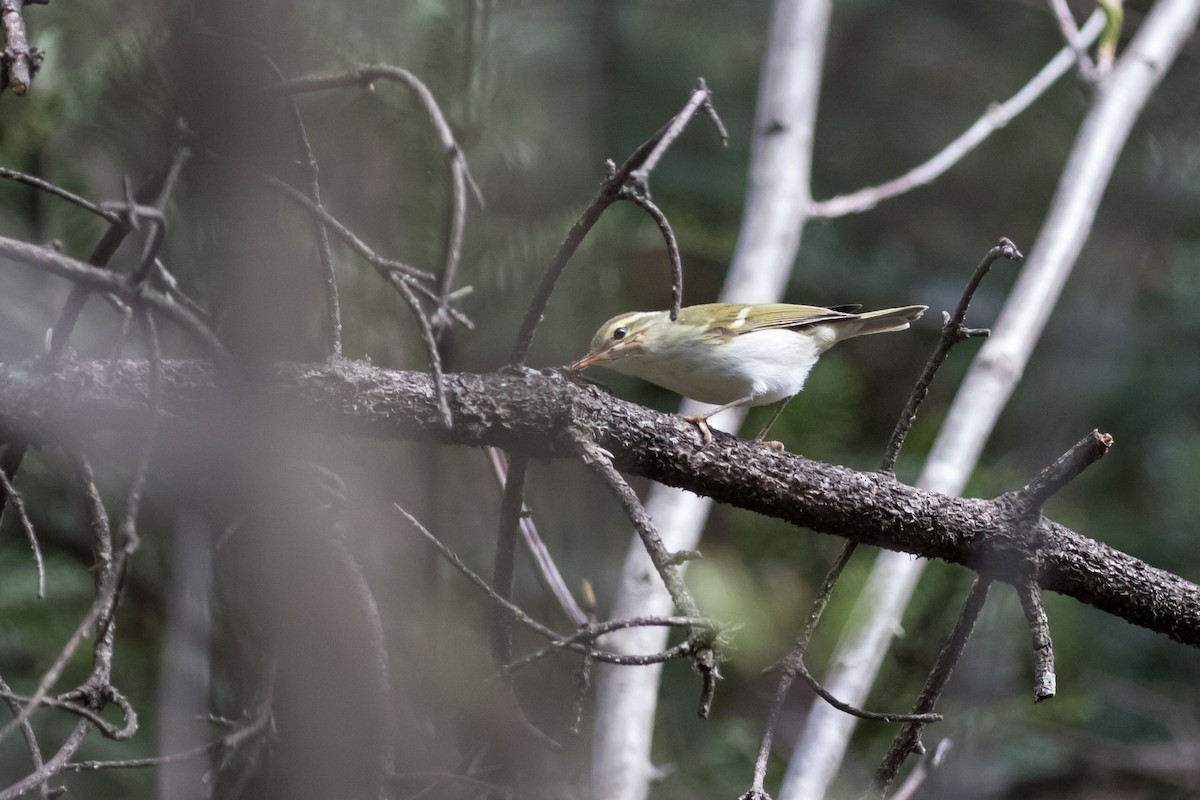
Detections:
611,326,628,341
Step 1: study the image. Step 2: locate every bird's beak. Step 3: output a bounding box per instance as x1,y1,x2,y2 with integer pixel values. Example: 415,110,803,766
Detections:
568,350,607,371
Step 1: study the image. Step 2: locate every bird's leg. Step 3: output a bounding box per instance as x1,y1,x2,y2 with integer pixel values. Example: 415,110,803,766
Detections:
753,397,794,451
681,415,715,449
682,395,755,449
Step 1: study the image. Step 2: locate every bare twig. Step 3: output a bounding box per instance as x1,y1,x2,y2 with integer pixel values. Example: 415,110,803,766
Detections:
809,12,1105,219
571,438,700,620
1017,578,1056,702
620,191,684,321
49,141,193,358
253,170,434,280
1013,429,1113,514
267,64,480,340
881,237,1024,474
63,706,271,772
150,258,210,322
503,616,704,673
0,407,151,749
571,649,594,735
258,54,342,358
1004,431,1113,705
629,77,727,193
746,540,857,797
871,579,992,796
0,689,131,737
0,460,43,597
571,435,720,717
790,658,942,725
397,502,562,640
0,167,123,223
0,675,48,800
387,272,453,427
395,503,702,668
0,592,118,745
509,79,724,364
0,720,89,800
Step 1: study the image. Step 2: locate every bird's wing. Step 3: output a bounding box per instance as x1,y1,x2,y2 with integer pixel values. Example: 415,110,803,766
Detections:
718,304,855,335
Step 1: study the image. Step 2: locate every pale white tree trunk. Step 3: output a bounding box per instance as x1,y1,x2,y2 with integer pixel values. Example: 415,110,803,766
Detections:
589,1,832,798
779,2,1200,797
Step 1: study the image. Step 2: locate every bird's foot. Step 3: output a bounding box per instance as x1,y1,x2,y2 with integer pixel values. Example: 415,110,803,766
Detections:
681,414,714,449
760,439,786,451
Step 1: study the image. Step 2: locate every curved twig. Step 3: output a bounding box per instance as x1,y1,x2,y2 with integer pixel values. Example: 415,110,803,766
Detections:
508,79,724,364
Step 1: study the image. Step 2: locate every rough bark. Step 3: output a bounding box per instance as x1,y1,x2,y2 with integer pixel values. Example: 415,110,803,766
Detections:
2,357,1197,647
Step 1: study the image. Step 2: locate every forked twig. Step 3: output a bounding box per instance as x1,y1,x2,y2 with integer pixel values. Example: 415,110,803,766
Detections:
881,237,1023,473
267,65,481,340
871,578,992,795
509,78,725,364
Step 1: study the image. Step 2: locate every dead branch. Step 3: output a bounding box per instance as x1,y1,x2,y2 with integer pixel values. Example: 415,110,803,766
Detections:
2,358,1199,649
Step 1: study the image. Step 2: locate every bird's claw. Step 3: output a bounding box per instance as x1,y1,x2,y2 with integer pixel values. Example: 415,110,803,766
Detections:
681,414,714,449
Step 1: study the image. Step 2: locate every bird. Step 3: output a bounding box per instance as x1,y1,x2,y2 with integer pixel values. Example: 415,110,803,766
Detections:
569,302,927,448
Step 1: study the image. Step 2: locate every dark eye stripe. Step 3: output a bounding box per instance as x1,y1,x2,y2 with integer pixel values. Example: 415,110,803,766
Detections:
612,326,628,341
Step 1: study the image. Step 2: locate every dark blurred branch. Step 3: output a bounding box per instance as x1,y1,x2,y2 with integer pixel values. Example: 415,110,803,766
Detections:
487,447,588,627
0,236,227,361
49,142,193,359
5,359,1200,649
492,454,530,665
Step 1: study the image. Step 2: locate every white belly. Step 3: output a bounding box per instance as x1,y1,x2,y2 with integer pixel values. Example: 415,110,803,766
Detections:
611,328,826,406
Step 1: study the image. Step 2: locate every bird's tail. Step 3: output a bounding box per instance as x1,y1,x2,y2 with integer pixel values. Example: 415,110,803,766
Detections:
848,304,928,337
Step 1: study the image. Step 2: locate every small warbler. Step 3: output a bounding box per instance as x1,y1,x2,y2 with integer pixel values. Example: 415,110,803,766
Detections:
569,302,926,447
